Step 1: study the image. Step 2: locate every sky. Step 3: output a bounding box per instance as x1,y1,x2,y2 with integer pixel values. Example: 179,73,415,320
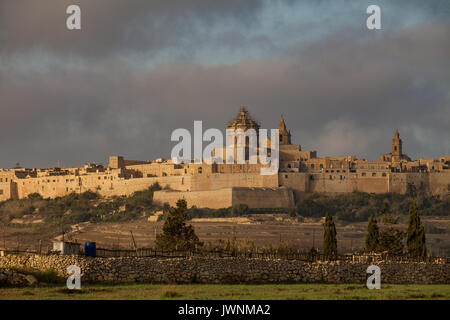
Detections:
0,0,449,168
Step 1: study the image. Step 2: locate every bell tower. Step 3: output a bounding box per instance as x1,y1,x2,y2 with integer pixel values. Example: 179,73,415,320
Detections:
392,129,403,160
278,116,291,145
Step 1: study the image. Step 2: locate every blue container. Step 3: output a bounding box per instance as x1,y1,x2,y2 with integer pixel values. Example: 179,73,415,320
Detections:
84,242,96,257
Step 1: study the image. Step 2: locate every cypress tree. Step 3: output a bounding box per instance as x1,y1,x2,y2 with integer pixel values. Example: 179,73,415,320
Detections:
365,215,380,252
407,201,427,258
323,213,337,258
378,203,405,255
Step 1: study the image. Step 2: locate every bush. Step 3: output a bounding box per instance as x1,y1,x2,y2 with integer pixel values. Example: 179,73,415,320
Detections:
231,204,249,217
32,269,64,284
294,192,449,222
27,193,43,201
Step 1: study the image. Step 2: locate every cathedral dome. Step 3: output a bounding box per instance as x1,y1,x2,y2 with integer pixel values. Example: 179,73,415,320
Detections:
227,107,260,131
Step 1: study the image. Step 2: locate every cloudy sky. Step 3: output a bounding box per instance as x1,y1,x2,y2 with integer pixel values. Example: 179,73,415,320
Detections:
0,0,449,168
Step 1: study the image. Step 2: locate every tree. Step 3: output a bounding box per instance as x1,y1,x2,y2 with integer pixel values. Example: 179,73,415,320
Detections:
407,201,427,258
378,205,405,255
381,202,398,224
365,215,380,252
323,213,337,257
155,199,201,251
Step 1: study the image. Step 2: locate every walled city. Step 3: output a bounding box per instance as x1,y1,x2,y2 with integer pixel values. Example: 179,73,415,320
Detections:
1,108,449,209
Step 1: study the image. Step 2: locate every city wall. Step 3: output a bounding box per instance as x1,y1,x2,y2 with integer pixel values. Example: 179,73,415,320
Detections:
189,173,279,191
153,186,294,209
0,254,448,284
154,188,234,209
231,187,294,208
279,172,449,199
14,175,191,199
428,172,450,197
2,170,448,204
0,181,15,202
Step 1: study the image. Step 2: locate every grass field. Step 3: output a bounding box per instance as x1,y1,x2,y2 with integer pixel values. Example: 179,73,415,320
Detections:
0,283,449,300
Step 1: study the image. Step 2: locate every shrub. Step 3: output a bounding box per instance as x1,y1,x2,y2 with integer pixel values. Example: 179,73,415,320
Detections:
27,193,43,201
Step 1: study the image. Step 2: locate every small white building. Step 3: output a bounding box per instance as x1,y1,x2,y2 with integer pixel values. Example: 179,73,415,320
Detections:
52,241,80,255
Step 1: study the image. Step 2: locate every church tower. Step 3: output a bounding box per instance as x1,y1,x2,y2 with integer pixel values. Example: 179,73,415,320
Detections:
278,116,291,145
227,107,260,162
392,129,403,161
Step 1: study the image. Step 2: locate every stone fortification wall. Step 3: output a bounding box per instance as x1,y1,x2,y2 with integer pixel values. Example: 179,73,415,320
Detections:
279,172,449,198
231,187,294,208
153,188,234,209
153,187,294,209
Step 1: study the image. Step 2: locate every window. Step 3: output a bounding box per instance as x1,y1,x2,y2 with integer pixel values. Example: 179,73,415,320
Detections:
320,164,323,169
198,167,202,174
382,173,386,177
311,164,315,169
362,172,366,176
0,190,3,195
329,175,332,180
372,173,376,177
285,175,288,178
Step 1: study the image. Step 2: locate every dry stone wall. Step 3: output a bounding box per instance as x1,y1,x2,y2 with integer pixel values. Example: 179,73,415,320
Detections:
0,254,448,284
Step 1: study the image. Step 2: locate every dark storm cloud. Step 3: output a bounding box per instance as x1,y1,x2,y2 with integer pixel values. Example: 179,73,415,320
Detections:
0,1,449,168
0,0,263,58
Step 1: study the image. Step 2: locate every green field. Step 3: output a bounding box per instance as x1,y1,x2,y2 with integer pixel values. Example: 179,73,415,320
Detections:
0,283,449,300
